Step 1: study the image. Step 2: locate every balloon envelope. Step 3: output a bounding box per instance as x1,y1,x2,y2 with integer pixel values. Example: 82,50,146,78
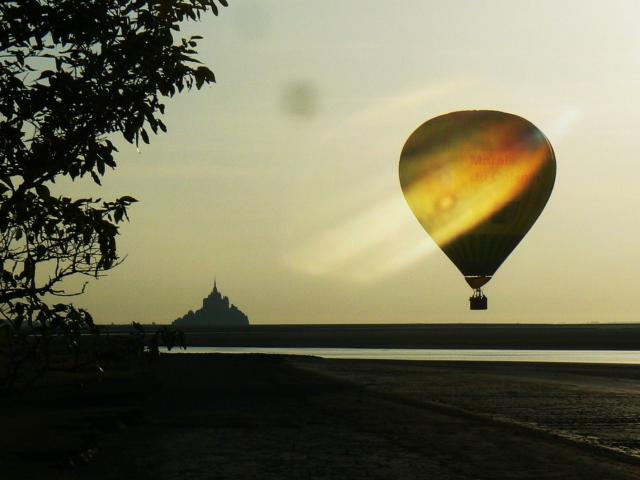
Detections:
399,110,556,289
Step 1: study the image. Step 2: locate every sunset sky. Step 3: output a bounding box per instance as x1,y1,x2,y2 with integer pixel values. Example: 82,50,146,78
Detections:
63,0,640,324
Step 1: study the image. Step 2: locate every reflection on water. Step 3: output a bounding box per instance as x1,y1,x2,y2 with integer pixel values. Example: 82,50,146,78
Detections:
162,347,640,364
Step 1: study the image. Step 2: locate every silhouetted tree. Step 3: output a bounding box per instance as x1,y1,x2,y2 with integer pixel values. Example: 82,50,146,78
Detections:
0,0,227,382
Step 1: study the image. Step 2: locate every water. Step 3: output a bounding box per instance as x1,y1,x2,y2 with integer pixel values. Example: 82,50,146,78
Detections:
162,346,640,364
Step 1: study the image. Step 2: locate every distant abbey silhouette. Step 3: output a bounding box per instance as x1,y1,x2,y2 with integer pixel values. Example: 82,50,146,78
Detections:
173,280,249,327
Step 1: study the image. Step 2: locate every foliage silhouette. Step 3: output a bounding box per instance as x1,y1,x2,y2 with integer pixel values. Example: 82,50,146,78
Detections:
0,0,227,384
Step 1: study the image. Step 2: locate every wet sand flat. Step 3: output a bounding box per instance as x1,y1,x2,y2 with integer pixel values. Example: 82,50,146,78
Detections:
297,358,640,459
4,354,640,479
87,354,640,480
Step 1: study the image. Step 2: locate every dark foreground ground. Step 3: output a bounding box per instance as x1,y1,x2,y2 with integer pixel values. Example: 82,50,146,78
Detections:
3,354,640,479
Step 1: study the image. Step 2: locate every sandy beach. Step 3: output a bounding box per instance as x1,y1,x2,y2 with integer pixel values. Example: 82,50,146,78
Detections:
3,354,640,479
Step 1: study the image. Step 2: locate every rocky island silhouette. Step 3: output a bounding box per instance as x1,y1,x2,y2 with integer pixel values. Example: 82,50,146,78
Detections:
173,280,249,327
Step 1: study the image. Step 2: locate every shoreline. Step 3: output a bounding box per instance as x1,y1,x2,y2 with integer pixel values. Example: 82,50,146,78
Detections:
163,346,640,366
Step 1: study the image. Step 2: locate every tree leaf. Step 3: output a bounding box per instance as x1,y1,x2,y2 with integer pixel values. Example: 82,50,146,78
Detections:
35,184,50,198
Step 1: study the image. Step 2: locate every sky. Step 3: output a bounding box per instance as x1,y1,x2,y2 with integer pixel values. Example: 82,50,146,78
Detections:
61,0,640,324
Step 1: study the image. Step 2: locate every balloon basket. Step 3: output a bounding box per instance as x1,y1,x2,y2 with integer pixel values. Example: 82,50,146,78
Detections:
469,289,488,310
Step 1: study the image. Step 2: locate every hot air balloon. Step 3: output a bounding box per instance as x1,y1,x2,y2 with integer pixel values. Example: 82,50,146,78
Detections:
399,110,556,310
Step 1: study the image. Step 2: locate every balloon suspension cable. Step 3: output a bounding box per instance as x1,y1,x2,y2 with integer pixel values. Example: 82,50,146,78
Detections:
469,288,488,310
472,288,485,298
